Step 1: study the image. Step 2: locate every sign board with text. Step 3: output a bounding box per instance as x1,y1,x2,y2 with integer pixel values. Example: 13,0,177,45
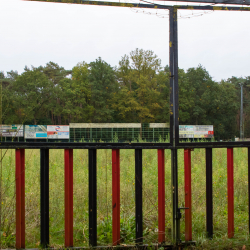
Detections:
25,125,47,139
0,125,23,137
179,125,214,138
47,125,69,139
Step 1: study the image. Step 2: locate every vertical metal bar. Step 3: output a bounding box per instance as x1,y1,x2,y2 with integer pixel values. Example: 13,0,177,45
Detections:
227,148,234,238
169,7,174,146
112,149,120,246
240,83,243,140
170,6,180,245
16,149,25,249
206,148,213,239
65,149,73,247
171,148,179,243
89,149,97,247
169,6,179,146
40,149,49,248
248,147,250,234
135,149,143,244
158,149,165,243
184,149,192,241
173,8,179,146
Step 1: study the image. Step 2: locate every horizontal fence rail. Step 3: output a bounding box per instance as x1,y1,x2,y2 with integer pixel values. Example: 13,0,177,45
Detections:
1,141,250,149
2,144,249,249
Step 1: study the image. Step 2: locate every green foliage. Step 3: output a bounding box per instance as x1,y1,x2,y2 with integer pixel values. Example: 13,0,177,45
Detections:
61,61,93,123
89,57,117,122
1,49,250,140
113,48,164,123
179,64,239,140
9,67,54,124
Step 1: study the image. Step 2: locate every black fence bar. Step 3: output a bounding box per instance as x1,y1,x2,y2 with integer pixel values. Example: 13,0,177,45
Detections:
206,148,213,238
1,141,250,149
0,142,172,150
135,149,143,244
40,149,49,248
89,149,97,247
171,148,179,243
178,141,250,147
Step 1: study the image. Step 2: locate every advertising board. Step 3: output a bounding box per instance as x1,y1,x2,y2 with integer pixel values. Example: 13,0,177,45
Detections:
47,125,69,139
179,125,214,138
25,125,47,139
0,125,23,137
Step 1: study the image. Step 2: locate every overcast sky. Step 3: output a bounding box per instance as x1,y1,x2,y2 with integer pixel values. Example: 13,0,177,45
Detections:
1,0,250,81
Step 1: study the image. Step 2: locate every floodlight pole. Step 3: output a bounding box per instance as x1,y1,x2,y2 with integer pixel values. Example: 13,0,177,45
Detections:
240,83,244,140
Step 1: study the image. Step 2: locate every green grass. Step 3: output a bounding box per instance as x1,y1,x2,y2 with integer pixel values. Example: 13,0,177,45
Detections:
0,148,249,249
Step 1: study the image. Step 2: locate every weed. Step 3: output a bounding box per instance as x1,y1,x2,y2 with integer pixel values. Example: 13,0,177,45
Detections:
0,148,249,249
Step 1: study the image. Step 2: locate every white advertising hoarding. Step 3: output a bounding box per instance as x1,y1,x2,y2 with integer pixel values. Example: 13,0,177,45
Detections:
25,125,47,139
47,125,69,139
179,125,214,138
0,125,23,137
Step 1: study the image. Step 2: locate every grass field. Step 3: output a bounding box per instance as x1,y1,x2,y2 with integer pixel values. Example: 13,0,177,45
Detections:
0,148,249,249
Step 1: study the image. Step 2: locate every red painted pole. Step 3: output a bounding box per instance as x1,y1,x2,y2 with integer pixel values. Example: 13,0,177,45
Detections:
227,148,234,238
65,149,73,247
158,149,165,243
184,149,192,241
112,149,120,246
16,148,25,249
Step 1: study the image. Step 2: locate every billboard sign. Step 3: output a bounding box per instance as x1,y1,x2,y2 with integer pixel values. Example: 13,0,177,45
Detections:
179,125,214,138
25,125,47,139
0,125,23,137
47,125,69,139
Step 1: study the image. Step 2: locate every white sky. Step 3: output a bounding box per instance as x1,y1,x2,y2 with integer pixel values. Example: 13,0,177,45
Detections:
1,0,250,81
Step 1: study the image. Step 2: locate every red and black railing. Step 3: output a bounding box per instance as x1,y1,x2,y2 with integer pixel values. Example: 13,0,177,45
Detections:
9,142,250,249
182,146,250,242
3,3,250,249
12,142,173,249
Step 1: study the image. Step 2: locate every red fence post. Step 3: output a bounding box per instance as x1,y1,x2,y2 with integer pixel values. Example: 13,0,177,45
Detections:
112,149,120,246
227,148,234,238
184,149,192,241
65,149,73,247
16,148,25,249
158,149,165,243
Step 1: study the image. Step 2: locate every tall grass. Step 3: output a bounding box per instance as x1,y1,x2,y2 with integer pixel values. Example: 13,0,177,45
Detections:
0,148,249,249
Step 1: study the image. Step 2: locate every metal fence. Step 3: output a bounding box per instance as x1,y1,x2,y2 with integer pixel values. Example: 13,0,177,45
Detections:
1,141,249,249
70,123,170,142
2,2,250,249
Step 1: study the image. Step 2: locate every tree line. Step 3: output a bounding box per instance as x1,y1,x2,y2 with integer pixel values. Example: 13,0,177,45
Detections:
1,48,249,140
